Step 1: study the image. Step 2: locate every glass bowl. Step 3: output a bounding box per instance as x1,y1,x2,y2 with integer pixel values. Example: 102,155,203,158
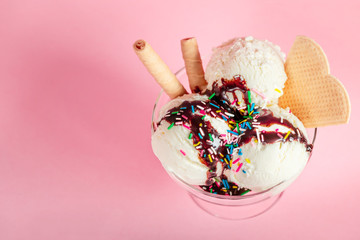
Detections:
151,67,317,220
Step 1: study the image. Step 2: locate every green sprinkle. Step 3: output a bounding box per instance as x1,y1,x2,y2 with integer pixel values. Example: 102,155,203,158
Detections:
236,123,240,133
188,133,193,139
209,133,213,141
210,189,213,193
209,93,216,99
214,178,220,182
201,115,206,120
167,122,175,130
240,189,251,196
172,111,179,114
247,91,251,103
247,104,250,114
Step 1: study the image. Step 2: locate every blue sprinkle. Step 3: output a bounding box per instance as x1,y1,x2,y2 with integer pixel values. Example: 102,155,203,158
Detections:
198,133,203,139
180,107,187,109
226,155,231,161
209,103,220,108
250,103,255,112
230,145,233,154
227,130,239,136
247,122,252,130
238,149,243,156
220,159,224,162
191,105,195,113
222,116,228,121
203,154,206,157
253,111,259,114
223,100,226,103
227,165,230,169
242,170,247,173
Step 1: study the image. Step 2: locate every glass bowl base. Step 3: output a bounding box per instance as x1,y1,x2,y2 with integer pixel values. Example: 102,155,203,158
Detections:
189,191,284,220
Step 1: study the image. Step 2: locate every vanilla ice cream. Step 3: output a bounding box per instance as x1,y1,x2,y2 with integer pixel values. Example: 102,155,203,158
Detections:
151,36,313,196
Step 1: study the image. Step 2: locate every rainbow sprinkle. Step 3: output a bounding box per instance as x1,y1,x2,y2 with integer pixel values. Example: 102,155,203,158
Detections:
180,150,186,156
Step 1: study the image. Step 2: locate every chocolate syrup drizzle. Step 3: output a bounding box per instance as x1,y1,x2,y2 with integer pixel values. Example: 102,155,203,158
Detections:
158,75,313,195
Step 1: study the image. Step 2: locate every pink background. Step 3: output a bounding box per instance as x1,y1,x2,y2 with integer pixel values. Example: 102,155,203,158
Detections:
1,0,359,239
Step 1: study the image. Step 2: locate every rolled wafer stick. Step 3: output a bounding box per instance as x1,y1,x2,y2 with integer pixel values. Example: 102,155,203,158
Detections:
133,39,187,99
181,38,207,93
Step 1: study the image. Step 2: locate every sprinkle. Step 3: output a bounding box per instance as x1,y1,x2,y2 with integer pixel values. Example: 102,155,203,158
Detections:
208,155,213,163
233,158,240,164
172,111,179,114
227,130,239,136
247,122,252,130
180,107,187,109
250,103,255,112
226,155,231,161
245,158,251,163
225,112,235,117
242,170,247,174
167,122,174,130
191,105,195,113
209,93,216,99
209,102,220,108
180,150,186,156
247,104,250,114
238,149,243,155
296,129,300,137
280,117,283,123
222,116,228,121
199,128,205,136
247,91,251,103
275,88,281,93
236,163,243,172
222,179,229,189
231,99,237,105
261,134,264,142
193,142,200,146
198,133,203,139
189,133,193,139
236,123,240,133
183,124,190,130
232,186,237,189
200,150,204,156
251,88,266,99
277,133,283,139
240,189,251,196
209,134,214,141
181,115,188,120
284,131,291,140
197,105,204,110
175,121,182,125
201,115,206,120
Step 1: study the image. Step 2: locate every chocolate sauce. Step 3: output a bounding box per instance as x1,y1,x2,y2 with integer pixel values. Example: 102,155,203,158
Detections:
158,75,313,196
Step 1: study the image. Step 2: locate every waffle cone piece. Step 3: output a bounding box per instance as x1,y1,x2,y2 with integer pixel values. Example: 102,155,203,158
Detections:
279,36,351,128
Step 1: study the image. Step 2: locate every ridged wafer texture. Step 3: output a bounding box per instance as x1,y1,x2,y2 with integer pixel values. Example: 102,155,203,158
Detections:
279,36,351,128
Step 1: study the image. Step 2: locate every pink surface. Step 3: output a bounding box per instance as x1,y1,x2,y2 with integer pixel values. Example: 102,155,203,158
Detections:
0,0,359,239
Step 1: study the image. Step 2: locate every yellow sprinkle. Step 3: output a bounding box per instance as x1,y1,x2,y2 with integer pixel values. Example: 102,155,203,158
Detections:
216,110,221,113
199,123,202,126
249,111,254,115
220,153,224,157
237,102,241,105
240,110,245,113
284,131,291,140
275,88,281,93
239,120,247,124
194,142,200,146
224,159,229,165
232,186,237,189
254,139,258,143
229,120,236,124
209,155,213,162
230,160,232,168
245,158,251,163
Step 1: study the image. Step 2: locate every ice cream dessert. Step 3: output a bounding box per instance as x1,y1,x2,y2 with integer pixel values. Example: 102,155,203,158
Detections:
134,36,350,196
